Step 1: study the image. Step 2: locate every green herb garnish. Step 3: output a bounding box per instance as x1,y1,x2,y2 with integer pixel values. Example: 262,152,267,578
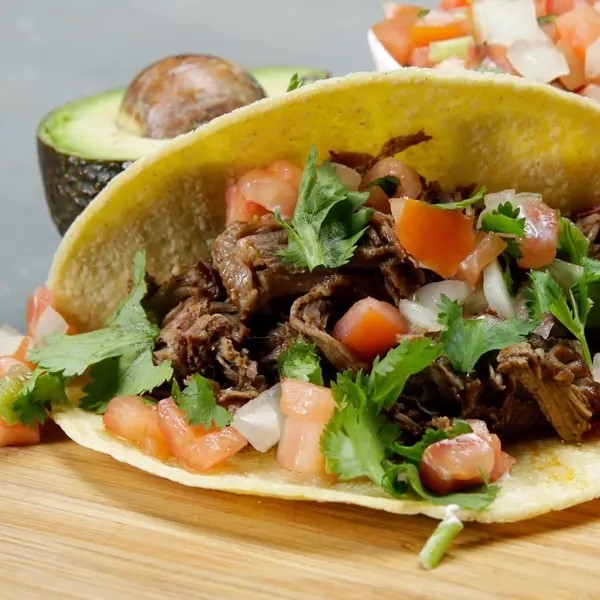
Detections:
481,201,526,258
172,374,231,428
436,186,487,210
418,505,465,570
276,147,373,271
286,73,303,92
277,338,323,385
367,175,400,197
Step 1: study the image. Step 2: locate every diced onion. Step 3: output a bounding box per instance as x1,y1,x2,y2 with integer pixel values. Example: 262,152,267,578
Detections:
483,259,515,319
367,28,402,71
398,300,444,332
593,353,600,383
231,384,284,452
472,0,548,47
0,325,25,357
433,57,467,71
506,40,569,84
585,37,600,82
332,163,361,191
413,280,472,313
32,306,69,345
423,9,458,26
462,288,489,315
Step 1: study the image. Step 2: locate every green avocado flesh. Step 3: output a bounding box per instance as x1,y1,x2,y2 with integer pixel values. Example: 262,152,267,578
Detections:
37,66,330,235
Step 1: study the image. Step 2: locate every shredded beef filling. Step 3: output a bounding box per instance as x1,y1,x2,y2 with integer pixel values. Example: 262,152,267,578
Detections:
143,167,600,445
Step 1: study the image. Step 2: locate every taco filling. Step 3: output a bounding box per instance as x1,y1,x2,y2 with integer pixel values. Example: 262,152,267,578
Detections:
4,130,600,515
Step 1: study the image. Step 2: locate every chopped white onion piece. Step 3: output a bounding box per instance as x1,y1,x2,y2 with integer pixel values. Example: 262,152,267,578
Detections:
0,325,25,357
332,163,361,191
433,57,467,70
586,37,600,82
413,280,472,313
398,300,444,332
462,288,489,315
483,259,515,319
423,8,457,26
593,353,600,383
477,190,542,229
33,306,69,345
506,39,569,84
231,384,284,452
472,0,548,47
367,28,402,71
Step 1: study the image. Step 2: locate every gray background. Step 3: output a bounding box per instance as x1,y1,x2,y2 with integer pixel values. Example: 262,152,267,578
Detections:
0,0,432,329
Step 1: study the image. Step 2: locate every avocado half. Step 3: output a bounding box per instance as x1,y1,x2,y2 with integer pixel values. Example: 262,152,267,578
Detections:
38,66,330,235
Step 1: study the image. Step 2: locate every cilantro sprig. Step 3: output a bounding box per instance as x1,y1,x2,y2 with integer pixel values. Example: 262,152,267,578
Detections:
277,338,323,385
276,147,373,271
437,295,534,373
366,175,400,197
172,375,231,428
435,186,487,211
286,73,303,92
480,201,526,258
28,252,173,414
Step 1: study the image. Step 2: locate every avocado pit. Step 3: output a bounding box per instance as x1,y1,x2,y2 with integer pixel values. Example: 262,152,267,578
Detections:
116,54,267,139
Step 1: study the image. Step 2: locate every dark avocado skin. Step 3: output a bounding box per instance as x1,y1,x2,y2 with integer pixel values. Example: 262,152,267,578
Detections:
37,136,132,235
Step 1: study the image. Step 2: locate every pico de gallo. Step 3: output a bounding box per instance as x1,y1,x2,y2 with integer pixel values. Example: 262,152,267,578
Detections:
370,0,600,100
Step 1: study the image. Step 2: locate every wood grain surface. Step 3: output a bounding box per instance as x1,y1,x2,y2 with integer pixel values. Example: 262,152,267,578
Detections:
1,426,598,600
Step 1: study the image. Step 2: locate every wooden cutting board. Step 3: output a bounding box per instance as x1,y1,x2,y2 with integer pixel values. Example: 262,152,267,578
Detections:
1,427,598,600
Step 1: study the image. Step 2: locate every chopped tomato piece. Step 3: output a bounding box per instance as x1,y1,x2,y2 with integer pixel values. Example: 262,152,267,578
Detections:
181,426,248,472
11,336,34,368
0,419,40,447
104,396,171,460
236,161,301,219
409,46,433,67
454,233,507,286
548,0,589,15
440,0,470,8
372,11,420,65
486,44,517,74
535,0,548,17
280,379,335,421
517,198,559,269
394,198,477,278
419,432,496,495
557,39,586,90
332,297,410,362
26,286,54,337
410,18,470,47
539,19,559,43
276,416,327,475
156,397,217,454
225,184,268,226
555,5,600,57
466,419,515,482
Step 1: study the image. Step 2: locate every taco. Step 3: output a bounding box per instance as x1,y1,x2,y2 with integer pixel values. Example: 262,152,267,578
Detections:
5,68,600,533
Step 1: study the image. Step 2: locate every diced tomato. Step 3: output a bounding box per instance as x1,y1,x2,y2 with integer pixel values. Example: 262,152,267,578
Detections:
26,286,54,337
225,184,269,226
516,198,559,269
236,162,301,219
409,46,433,67
180,426,248,472
419,432,496,494
383,3,422,19
11,336,34,368
454,233,507,286
540,19,559,43
332,297,410,362
410,18,470,47
555,5,600,57
394,198,477,278
548,0,590,15
440,0,470,8
487,44,517,74
156,397,217,454
466,419,515,482
0,419,40,447
535,0,548,16
104,395,171,460
361,157,423,213
557,38,586,90
280,379,335,421
372,11,420,65
276,416,327,475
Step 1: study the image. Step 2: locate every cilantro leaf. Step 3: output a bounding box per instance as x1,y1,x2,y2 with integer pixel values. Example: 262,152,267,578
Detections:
438,295,534,373
172,375,231,428
526,270,591,366
12,369,69,426
276,147,373,271
382,462,499,511
558,216,589,266
366,175,399,197
391,420,473,464
277,338,323,385
537,14,555,25
286,73,303,92
367,338,443,409
436,186,487,210
481,201,526,237
417,8,430,17
29,252,173,412
321,375,399,484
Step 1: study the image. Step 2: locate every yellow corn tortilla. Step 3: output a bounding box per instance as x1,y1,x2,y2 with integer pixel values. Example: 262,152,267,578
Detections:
46,68,600,522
